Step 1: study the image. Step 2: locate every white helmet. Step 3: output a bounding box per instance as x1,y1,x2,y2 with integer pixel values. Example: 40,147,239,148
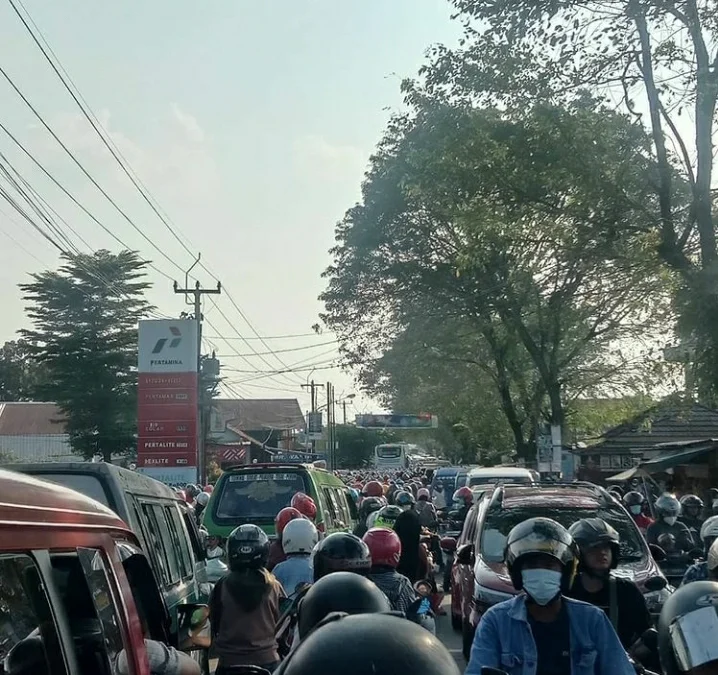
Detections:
282,518,319,555
701,516,718,541
195,492,210,507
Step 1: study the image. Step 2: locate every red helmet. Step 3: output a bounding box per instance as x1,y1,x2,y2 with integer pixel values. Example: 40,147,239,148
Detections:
362,480,384,498
363,528,402,568
453,486,473,507
291,492,317,521
204,484,213,493
276,507,303,536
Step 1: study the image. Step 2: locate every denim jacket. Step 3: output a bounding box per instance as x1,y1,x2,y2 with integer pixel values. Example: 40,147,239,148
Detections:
465,594,635,675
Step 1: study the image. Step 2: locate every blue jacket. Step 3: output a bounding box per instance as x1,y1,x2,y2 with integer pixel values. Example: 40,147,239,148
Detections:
465,594,634,675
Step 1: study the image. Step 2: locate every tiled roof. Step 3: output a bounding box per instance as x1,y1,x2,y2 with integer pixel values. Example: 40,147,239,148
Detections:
212,399,305,432
0,402,66,435
589,401,718,454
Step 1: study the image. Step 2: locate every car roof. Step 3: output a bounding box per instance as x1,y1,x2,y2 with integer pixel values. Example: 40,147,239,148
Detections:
501,484,608,509
6,461,182,501
434,467,461,476
0,468,131,531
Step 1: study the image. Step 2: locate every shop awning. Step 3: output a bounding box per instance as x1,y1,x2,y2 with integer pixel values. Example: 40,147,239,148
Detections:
639,443,718,473
606,467,640,482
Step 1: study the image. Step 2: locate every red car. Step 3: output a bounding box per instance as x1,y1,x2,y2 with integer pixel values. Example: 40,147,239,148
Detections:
449,481,669,660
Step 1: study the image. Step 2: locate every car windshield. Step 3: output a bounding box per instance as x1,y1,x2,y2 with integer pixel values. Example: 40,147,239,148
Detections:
469,474,531,487
480,506,645,563
215,471,308,522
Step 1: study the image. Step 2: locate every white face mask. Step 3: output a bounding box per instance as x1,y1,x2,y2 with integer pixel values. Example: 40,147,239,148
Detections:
521,568,562,606
664,516,678,526
630,505,642,515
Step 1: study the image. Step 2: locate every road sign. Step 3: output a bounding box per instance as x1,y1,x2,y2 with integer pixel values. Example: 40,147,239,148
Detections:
355,414,438,429
307,412,323,440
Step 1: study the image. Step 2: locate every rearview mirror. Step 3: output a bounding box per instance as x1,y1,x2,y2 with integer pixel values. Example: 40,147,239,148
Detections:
456,543,475,566
649,544,666,562
644,576,667,592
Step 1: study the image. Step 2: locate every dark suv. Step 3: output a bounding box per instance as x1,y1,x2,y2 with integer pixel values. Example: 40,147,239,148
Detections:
449,481,668,659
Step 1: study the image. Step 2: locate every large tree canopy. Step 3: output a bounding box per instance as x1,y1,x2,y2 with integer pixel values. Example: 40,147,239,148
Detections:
322,97,673,458
416,0,718,399
20,250,152,461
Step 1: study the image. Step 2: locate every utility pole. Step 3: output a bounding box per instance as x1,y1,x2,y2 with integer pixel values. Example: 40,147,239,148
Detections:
174,274,221,485
342,400,348,425
301,380,325,411
326,382,336,470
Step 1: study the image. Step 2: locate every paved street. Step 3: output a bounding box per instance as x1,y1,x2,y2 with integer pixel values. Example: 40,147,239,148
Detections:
436,596,467,672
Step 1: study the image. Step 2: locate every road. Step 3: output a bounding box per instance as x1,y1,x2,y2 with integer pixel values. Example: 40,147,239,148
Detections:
436,596,467,672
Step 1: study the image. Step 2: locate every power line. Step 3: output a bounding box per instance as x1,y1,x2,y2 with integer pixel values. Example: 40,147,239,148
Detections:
6,0,210,279
203,332,327,341
0,63,189,277
0,119,175,283
218,340,338,357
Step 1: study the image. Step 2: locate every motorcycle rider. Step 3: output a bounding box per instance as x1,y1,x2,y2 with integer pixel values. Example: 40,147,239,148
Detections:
311,531,372,581
363,528,417,611
448,486,473,532
210,524,286,674
393,491,423,583
352,496,383,538
682,518,718,585
273,519,318,595
566,518,651,649
269,507,304,570
647,494,695,553
658,580,718,675
415,487,438,529
679,494,705,547
623,491,654,533
465,517,634,675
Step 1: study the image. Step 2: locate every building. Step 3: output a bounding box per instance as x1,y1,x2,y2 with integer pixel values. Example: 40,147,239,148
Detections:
0,402,74,463
207,398,306,466
576,400,718,481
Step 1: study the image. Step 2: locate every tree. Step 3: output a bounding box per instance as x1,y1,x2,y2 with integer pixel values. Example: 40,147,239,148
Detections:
20,250,152,461
334,425,399,469
0,340,44,401
418,0,718,399
322,98,672,458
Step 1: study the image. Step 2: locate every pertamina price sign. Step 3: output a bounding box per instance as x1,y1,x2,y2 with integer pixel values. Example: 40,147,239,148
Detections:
137,320,199,483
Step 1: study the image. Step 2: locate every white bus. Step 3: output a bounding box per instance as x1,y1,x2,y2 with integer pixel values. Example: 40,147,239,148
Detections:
374,443,411,470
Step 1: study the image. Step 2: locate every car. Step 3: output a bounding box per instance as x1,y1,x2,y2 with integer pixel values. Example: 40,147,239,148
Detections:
204,462,358,538
430,466,462,506
449,481,668,659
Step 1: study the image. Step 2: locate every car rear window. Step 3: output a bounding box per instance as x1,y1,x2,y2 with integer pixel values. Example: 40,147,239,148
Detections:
468,474,532,487
214,470,309,523
30,473,110,507
480,506,645,563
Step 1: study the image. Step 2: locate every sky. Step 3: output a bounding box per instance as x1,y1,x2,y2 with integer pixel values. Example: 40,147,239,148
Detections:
0,0,463,416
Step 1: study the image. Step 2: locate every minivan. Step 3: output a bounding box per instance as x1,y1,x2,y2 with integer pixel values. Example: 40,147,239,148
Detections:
5,462,209,633
204,462,358,538
0,467,208,674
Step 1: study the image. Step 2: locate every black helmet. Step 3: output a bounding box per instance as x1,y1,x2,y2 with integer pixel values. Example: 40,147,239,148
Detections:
658,580,718,675
623,491,644,507
358,496,384,521
568,518,620,571
277,613,461,675
395,491,415,508
655,494,681,518
227,524,270,571
680,494,704,510
297,571,391,638
505,517,578,593
311,532,371,581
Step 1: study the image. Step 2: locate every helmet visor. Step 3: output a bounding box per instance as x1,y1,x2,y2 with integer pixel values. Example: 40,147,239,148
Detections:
669,606,718,671
510,533,574,567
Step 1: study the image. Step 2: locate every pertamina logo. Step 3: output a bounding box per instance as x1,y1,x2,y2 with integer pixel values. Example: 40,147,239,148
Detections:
152,326,182,354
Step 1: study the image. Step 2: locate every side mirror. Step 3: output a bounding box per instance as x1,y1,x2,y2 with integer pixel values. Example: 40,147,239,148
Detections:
456,543,475,566
644,576,667,592
649,544,666,562
198,527,208,550
440,537,457,553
